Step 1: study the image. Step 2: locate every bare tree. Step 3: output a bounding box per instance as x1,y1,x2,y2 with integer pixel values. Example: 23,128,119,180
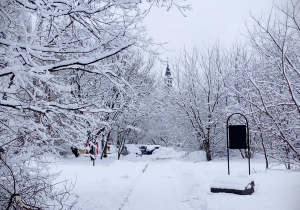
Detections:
170,45,231,161
239,0,300,167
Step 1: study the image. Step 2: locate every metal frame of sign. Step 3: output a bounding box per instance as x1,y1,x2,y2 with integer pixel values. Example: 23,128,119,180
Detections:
227,113,250,175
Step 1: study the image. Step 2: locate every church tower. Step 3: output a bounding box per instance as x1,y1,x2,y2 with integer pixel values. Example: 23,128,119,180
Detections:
164,64,172,87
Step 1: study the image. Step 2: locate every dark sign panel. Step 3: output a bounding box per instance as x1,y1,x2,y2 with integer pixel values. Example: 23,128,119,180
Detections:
228,125,247,149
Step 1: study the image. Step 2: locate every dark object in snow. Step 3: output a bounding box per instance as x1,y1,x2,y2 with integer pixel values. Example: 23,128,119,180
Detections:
211,180,255,195
71,146,80,157
139,146,156,155
145,149,155,155
121,146,130,156
0,147,4,154
139,146,147,155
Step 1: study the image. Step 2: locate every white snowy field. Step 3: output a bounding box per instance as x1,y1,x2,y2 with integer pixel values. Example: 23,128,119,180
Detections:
51,145,300,210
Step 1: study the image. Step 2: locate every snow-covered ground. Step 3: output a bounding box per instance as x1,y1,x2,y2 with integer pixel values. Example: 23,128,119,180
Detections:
52,145,300,210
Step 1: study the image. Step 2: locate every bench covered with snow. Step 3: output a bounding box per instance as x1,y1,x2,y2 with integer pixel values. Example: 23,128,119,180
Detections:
210,175,255,195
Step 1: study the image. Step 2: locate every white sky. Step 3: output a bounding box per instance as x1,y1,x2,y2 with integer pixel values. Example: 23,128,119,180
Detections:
143,0,282,63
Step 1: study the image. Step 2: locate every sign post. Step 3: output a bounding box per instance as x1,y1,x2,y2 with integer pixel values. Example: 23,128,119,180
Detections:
227,113,250,175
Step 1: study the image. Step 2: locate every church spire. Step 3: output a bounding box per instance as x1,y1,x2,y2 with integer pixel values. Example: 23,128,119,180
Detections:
164,64,172,87
165,64,171,77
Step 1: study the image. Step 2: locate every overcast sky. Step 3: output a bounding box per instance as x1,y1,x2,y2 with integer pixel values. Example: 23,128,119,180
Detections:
143,0,282,64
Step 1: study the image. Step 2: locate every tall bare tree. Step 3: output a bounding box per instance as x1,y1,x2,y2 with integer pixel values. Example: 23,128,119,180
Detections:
170,45,231,161
238,0,300,168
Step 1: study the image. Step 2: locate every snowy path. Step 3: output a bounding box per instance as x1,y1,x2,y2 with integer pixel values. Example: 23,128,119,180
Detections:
54,146,300,210
120,159,206,210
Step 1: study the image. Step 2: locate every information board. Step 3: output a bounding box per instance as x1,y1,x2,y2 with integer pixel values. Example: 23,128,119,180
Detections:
228,125,247,149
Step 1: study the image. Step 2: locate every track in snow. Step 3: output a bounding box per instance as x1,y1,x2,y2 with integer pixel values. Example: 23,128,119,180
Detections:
120,159,207,210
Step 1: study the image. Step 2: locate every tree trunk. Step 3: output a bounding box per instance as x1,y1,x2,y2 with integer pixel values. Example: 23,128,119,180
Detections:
100,133,109,159
118,137,125,160
203,139,212,161
259,128,268,169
